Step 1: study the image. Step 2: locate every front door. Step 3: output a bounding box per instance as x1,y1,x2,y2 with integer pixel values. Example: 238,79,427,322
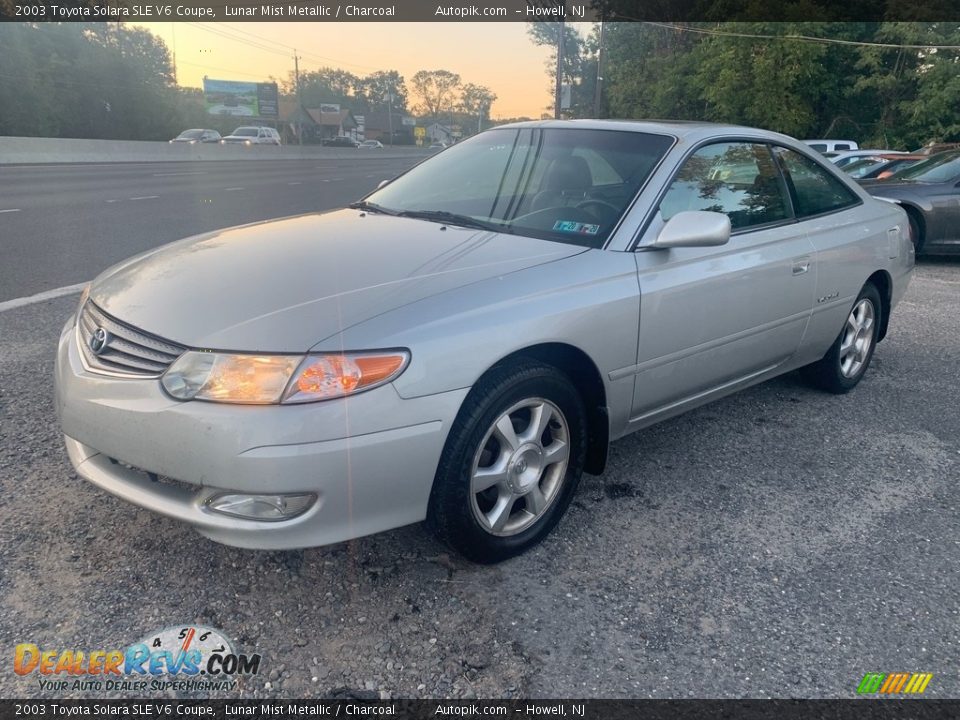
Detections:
630,141,816,420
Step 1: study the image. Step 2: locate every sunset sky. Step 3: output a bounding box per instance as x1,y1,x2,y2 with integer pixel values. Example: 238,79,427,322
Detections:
133,22,578,119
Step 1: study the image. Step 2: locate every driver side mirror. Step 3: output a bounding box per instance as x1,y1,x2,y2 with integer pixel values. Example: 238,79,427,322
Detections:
651,210,731,249
377,179,391,190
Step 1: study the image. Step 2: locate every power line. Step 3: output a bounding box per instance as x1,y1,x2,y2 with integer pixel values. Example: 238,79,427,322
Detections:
638,21,960,51
176,60,270,81
185,22,291,58
186,21,382,72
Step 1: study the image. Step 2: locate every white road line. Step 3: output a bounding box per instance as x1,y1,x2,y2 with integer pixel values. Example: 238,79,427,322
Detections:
0,282,87,314
224,187,245,191
105,199,121,203
129,195,159,201
0,208,21,213
287,181,302,185
153,171,206,177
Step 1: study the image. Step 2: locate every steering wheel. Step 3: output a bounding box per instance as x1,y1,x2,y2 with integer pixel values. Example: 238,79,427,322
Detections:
575,199,620,219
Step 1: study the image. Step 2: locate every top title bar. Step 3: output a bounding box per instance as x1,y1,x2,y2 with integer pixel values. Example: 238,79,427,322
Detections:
2,0,960,21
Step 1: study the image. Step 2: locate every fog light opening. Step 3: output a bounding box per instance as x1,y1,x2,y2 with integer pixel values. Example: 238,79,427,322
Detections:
205,492,316,521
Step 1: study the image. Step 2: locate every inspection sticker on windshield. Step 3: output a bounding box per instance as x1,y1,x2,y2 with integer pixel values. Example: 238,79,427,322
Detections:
553,220,600,235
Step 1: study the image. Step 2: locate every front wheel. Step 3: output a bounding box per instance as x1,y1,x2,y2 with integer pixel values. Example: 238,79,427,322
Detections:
801,283,882,394
907,213,923,255
426,360,587,563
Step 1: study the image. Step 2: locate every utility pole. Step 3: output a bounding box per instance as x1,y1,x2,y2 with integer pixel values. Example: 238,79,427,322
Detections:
553,20,565,120
593,20,605,118
171,23,177,85
294,50,302,145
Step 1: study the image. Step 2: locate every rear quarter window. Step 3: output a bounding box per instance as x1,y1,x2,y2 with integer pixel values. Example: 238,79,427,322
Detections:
774,147,860,218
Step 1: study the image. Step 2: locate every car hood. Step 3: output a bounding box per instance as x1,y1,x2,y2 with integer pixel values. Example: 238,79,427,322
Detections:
91,209,585,352
861,179,943,192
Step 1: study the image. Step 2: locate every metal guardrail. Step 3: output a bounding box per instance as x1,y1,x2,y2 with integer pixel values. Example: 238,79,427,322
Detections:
0,136,431,164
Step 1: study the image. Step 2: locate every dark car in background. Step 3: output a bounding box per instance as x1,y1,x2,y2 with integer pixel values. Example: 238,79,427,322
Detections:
322,136,360,148
864,150,960,255
844,154,924,180
169,129,222,144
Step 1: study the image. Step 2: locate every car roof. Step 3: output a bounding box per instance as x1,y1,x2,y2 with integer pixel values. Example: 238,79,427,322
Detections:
492,118,797,144
833,149,900,156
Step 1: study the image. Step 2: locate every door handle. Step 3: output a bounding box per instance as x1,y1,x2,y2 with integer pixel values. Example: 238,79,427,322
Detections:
792,259,810,275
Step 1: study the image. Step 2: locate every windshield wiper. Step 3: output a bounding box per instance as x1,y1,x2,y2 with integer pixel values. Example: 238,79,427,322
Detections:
348,200,399,215
395,209,502,232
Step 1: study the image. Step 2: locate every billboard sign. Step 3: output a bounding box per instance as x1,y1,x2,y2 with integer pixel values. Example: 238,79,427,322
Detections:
256,83,279,118
204,79,278,118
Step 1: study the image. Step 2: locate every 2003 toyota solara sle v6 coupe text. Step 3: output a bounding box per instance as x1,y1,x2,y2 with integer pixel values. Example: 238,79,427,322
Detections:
56,120,914,563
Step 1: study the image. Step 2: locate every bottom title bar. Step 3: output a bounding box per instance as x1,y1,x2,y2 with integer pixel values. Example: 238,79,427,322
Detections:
2,700,960,720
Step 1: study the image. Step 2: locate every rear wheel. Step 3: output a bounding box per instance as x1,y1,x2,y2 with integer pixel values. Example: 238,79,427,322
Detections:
801,283,882,394
426,360,586,563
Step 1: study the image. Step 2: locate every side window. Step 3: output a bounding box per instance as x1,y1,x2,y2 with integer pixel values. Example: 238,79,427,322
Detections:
808,143,827,152
773,147,859,218
659,142,790,231
834,144,851,151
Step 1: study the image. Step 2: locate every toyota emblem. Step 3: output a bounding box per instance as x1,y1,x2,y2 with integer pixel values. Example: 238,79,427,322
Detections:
89,327,110,355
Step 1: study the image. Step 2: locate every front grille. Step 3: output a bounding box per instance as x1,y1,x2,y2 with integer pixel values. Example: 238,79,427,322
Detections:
108,457,200,495
77,301,185,378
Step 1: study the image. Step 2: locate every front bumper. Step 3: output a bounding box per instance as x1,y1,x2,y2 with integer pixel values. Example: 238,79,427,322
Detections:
55,318,467,549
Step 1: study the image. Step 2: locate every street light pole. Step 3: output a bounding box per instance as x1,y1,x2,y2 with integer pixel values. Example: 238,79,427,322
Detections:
594,20,605,118
294,50,303,145
553,20,565,119
387,91,394,147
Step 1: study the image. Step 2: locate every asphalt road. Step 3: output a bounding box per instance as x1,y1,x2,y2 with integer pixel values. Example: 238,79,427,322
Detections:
0,162,957,700
0,157,422,302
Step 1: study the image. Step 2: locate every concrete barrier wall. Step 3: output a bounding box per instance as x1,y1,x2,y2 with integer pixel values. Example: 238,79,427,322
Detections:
0,136,432,164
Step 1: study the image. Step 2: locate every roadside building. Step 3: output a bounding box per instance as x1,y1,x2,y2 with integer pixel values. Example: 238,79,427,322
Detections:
279,100,359,144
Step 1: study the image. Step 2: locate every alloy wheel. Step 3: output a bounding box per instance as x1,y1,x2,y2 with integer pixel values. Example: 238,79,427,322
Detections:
469,398,570,537
839,298,875,378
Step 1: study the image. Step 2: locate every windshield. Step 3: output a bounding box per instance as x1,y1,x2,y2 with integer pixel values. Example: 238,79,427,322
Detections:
232,128,259,137
895,151,960,182
364,127,673,247
844,158,886,177
177,130,204,139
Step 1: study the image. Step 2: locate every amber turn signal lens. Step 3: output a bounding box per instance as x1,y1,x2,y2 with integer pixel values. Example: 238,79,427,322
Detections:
283,352,410,404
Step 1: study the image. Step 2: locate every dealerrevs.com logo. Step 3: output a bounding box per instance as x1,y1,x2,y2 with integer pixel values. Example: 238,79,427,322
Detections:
14,626,261,693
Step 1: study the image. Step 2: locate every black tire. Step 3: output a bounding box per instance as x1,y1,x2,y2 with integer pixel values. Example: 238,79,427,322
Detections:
426,359,587,564
801,283,882,394
907,212,923,255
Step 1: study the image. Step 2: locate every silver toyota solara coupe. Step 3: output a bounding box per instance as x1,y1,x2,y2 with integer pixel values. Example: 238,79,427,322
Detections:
56,120,914,562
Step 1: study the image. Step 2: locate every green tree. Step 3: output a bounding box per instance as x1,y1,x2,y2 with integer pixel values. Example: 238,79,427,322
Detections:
458,83,498,131
526,21,586,115
411,69,461,123
357,70,408,114
0,23,180,140
286,67,360,108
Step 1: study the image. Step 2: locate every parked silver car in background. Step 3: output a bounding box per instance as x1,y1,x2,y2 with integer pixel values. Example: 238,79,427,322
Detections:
56,121,913,563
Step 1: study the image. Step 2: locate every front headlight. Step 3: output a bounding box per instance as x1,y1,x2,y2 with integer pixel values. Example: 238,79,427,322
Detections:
161,350,409,405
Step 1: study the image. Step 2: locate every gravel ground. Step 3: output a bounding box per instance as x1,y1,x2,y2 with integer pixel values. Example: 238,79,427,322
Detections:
0,259,957,700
